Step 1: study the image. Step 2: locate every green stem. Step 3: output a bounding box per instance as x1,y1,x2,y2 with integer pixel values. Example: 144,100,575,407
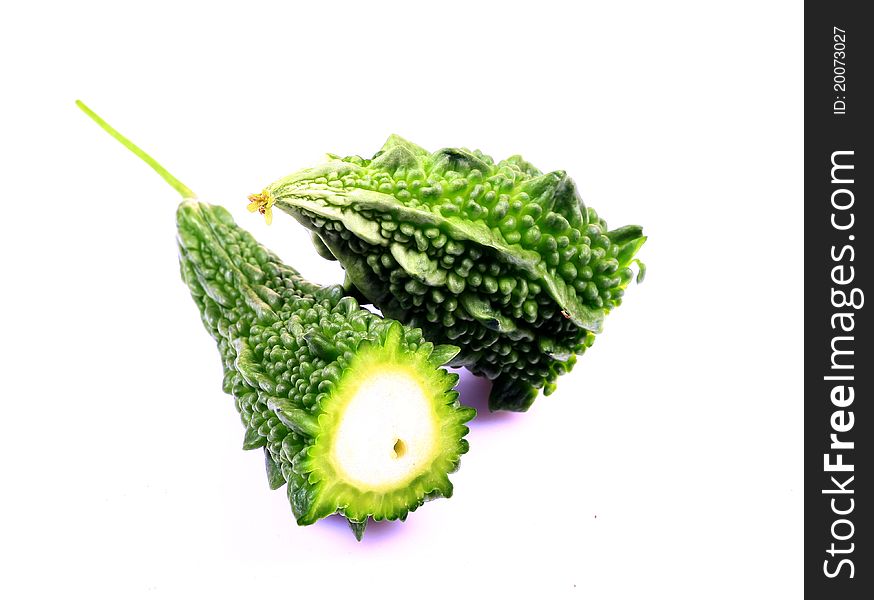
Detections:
76,100,197,199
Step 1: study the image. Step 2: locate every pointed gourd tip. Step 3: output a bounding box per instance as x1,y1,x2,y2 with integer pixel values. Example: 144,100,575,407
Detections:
242,427,266,450
264,450,286,490
429,344,461,367
634,259,647,283
382,133,417,150
304,332,341,362
384,133,406,145
383,320,403,346
348,519,367,541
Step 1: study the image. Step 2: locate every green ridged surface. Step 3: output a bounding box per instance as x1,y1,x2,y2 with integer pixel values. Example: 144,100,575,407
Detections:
261,136,646,411
177,199,474,538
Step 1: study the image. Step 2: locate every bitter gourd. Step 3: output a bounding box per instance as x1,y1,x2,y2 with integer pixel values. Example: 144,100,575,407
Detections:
253,136,646,411
78,104,475,539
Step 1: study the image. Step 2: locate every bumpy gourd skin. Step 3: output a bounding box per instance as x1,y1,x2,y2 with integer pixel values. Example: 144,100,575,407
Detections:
258,136,646,411
176,199,473,538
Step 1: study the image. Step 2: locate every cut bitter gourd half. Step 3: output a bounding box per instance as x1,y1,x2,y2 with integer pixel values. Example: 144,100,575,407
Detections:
77,101,475,539
177,201,473,535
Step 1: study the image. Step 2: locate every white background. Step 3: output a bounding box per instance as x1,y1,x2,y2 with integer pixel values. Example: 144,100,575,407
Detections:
0,1,803,598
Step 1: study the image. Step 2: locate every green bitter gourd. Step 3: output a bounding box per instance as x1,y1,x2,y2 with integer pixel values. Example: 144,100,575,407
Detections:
78,104,474,540
253,136,646,412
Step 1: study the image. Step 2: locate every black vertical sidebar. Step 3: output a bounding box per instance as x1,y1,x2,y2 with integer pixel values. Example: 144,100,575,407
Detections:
805,2,872,597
